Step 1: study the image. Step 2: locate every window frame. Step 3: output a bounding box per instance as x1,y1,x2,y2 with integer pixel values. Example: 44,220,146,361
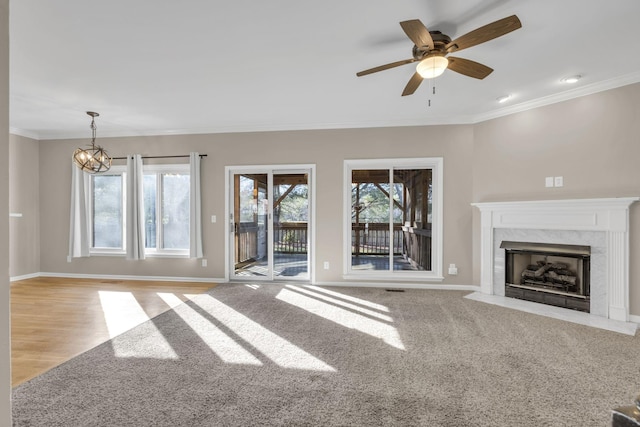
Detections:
142,163,191,258
89,165,127,256
343,157,444,281
88,163,191,258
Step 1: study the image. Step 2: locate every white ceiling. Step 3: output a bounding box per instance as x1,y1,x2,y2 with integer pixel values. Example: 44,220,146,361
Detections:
9,0,640,140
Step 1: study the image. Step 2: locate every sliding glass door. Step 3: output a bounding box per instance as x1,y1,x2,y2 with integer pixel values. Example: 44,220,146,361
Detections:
228,166,312,281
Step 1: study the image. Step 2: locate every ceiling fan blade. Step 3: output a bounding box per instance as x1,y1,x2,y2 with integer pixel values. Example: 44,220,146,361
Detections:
446,15,521,52
402,72,423,96
399,19,434,50
447,57,493,79
356,59,416,77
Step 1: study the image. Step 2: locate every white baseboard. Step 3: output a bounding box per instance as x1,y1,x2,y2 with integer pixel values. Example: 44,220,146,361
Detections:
313,281,480,291
24,272,225,284
10,272,41,282
629,314,640,328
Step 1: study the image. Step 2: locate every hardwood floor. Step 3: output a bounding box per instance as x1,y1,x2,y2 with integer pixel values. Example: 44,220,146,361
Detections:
10,277,216,386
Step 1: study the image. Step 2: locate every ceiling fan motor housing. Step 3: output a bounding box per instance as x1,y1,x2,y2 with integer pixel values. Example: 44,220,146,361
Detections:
412,31,452,60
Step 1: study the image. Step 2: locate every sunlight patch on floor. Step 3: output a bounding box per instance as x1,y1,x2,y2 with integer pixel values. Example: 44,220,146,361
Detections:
98,291,151,338
98,291,178,359
188,294,335,372
157,293,262,365
277,287,406,351
305,285,390,312
291,286,393,322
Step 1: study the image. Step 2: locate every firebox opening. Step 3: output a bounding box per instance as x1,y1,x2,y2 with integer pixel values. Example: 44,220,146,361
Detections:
500,241,591,313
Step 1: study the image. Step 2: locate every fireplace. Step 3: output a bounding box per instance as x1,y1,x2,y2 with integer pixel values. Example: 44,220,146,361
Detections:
471,197,638,332
501,241,590,312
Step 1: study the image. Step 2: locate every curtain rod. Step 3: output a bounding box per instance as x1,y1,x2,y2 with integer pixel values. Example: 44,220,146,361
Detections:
111,154,207,160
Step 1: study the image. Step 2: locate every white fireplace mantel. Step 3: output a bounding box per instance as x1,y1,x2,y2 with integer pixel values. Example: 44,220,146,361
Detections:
472,197,639,322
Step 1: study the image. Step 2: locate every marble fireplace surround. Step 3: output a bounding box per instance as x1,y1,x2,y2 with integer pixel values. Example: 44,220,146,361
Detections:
472,197,638,323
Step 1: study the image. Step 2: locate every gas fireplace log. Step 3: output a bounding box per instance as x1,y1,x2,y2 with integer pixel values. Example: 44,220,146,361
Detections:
550,262,568,270
554,269,573,276
534,264,552,277
545,271,577,286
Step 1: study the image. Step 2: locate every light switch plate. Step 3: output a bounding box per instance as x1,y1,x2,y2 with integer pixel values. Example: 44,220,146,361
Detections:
545,177,554,187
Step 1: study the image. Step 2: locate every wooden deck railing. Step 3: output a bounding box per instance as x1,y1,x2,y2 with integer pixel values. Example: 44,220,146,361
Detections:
402,226,432,271
274,222,308,254
351,223,403,255
237,222,431,271
236,223,259,263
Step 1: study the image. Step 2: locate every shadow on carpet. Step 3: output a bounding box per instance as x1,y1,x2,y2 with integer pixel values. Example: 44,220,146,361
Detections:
12,284,640,426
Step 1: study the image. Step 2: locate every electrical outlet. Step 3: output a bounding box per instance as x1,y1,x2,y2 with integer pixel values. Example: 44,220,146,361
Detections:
323,261,330,270
201,259,208,267
211,215,216,223
448,263,458,275
554,176,564,187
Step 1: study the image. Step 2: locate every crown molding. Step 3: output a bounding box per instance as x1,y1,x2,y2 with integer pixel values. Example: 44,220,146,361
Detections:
11,73,640,141
9,127,40,140
472,71,640,124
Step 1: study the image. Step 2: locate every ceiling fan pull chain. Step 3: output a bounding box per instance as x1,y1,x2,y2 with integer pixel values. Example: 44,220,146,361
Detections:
427,80,437,107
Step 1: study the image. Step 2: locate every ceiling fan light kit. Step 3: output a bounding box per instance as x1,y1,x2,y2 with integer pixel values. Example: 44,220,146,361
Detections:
356,14,522,96
416,55,448,79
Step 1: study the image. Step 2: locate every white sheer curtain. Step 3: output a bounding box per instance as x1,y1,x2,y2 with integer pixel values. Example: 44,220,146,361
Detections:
126,154,146,260
189,152,203,258
68,162,91,258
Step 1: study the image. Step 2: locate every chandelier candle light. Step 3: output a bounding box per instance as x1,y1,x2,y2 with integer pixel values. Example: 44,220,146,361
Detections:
73,111,112,173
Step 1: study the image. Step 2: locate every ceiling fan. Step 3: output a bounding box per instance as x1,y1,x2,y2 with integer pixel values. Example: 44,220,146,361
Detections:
356,15,522,96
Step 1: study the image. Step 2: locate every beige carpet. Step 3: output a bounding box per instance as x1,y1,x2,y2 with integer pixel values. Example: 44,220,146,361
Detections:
12,284,640,426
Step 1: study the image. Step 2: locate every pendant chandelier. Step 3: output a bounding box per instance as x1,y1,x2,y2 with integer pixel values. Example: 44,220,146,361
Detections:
72,111,112,173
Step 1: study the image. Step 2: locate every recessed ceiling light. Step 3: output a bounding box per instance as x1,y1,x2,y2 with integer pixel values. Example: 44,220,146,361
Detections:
496,95,511,103
561,75,582,84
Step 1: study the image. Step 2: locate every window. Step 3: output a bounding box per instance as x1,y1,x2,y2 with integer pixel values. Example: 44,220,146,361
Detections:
89,164,190,256
144,165,190,254
91,168,125,252
344,158,443,281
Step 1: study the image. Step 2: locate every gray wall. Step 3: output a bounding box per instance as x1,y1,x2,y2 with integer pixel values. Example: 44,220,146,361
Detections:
472,83,640,316
13,82,640,319
38,125,475,285
9,134,40,278
1,0,11,423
